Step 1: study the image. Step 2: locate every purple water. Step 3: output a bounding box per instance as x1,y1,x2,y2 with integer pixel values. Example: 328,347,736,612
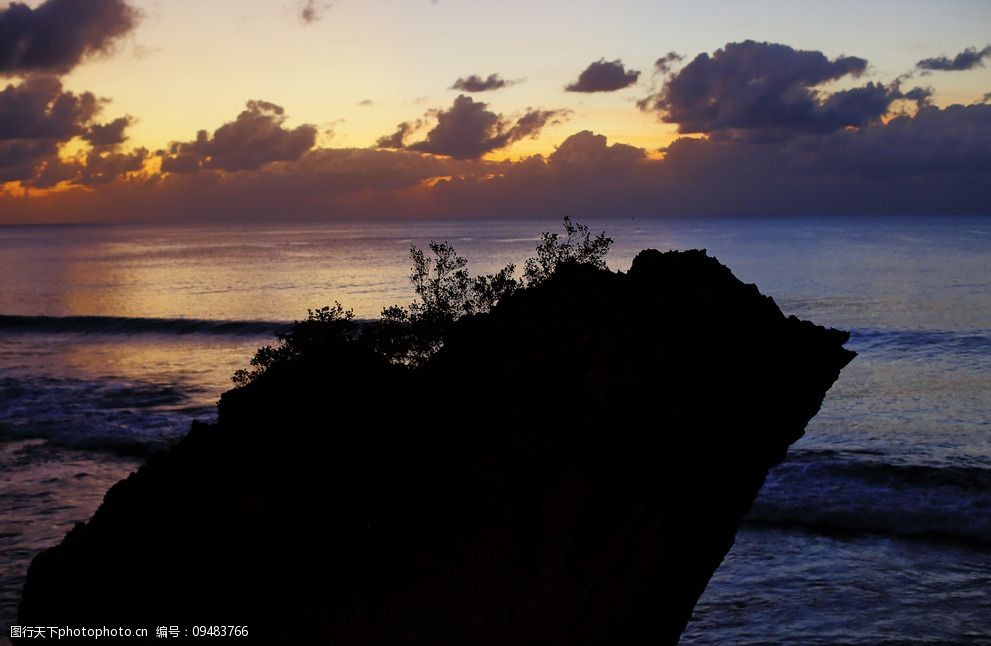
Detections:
1,216,989,643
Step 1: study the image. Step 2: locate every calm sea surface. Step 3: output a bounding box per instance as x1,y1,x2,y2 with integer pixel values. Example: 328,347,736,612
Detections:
1,216,989,644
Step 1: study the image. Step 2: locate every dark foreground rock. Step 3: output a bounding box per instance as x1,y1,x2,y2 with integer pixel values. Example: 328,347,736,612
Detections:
18,250,854,644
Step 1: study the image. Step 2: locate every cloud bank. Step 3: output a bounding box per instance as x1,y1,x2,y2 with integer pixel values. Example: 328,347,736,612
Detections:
6,99,990,222
2,39,990,222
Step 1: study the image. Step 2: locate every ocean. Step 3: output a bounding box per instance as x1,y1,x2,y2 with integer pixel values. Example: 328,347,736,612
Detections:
1,216,989,644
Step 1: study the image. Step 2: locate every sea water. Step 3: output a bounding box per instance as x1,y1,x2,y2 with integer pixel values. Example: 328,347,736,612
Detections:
0,216,988,644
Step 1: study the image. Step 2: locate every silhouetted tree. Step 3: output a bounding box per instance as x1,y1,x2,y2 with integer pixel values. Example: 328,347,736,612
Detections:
371,241,518,364
233,218,612,379
232,303,356,385
523,216,613,285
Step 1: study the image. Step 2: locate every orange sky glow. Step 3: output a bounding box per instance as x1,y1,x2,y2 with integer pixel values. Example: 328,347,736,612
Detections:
1,0,990,221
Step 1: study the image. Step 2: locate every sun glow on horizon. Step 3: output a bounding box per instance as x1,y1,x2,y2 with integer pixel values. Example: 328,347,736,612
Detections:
2,0,990,222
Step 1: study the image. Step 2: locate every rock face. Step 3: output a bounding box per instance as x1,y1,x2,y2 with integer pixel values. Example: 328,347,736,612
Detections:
19,250,854,644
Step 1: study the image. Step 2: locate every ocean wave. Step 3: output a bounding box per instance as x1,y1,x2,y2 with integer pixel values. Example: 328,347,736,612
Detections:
0,314,290,337
848,327,991,359
0,375,213,456
746,450,991,547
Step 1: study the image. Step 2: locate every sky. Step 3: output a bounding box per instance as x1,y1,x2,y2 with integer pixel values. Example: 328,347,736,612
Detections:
1,0,990,222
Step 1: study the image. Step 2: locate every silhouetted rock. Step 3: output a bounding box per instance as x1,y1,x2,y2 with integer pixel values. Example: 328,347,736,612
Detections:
18,250,854,644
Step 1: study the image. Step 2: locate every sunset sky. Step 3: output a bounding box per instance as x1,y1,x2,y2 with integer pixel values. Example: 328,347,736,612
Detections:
2,0,990,222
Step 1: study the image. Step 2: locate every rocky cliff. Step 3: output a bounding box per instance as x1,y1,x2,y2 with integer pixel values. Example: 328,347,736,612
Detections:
18,249,855,644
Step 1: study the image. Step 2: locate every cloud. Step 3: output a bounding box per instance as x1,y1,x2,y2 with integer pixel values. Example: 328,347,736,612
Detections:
450,74,516,92
0,76,142,187
5,35,991,222
509,108,568,140
160,100,317,173
544,130,646,181
74,148,147,185
5,101,991,222
357,99,374,107
638,40,887,136
84,116,132,147
405,95,505,158
0,0,139,76
0,76,100,140
917,45,991,71
32,147,147,188
653,52,683,74
565,59,640,92
0,76,139,184
430,104,991,217
805,103,991,177
900,86,933,108
0,138,58,182
235,103,976,217
1,146,485,222
299,0,330,25
286,147,478,193
376,120,421,149
378,95,567,159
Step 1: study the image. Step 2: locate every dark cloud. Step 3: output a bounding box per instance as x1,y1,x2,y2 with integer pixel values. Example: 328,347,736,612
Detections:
0,76,140,187
160,100,317,173
379,95,567,159
78,148,146,184
0,0,139,76
376,120,420,149
549,130,644,163
815,82,896,129
450,74,516,92
884,74,934,109
407,95,504,158
983,92,991,104
299,0,330,25
804,103,991,178
638,40,884,136
901,86,933,108
0,76,138,184
0,138,57,182
545,130,646,181
358,99,374,107
4,70,987,218
917,45,991,71
1,146,484,222
653,52,683,74
245,104,986,217
0,76,100,140
509,108,568,140
29,153,80,188
5,102,991,222
32,147,147,188
565,59,640,93
424,104,991,218
287,147,478,193
84,116,132,147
